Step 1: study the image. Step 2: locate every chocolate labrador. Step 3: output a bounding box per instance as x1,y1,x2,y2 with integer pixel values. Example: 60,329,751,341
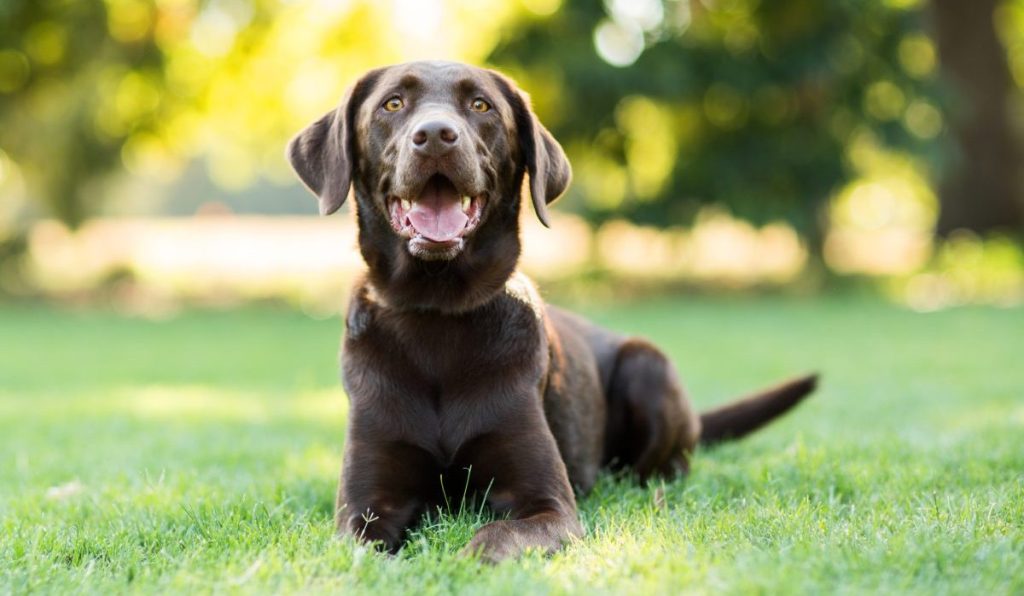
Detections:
287,60,817,563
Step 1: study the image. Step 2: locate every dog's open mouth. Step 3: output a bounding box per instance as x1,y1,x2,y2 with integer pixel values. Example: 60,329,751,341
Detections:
388,174,485,259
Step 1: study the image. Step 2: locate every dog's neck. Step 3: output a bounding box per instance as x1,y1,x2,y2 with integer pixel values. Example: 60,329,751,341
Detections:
353,193,523,315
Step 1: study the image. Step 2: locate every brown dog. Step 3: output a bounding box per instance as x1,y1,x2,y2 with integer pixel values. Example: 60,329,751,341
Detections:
287,60,816,563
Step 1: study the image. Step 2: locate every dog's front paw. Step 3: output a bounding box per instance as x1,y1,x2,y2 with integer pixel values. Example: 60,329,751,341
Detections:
339,507,404,553
461,513,579,564
460,521,521,564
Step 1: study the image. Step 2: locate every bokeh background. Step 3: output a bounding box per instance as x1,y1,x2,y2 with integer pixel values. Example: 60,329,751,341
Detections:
3,3,1024,591
1,0,1023,311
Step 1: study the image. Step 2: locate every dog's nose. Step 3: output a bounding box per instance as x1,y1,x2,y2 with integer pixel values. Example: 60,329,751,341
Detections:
411,120,459,155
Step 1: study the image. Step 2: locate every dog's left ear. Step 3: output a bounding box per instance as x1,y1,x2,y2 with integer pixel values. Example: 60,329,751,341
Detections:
493,73,571,227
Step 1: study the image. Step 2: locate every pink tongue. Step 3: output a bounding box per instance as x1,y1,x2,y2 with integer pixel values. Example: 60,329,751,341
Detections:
407,179,468,242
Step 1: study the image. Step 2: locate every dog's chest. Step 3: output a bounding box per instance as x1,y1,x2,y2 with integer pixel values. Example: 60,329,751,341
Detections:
384,305,538,381
342,285,548,462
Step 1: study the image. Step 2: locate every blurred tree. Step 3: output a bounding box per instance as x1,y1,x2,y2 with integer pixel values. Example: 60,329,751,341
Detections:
0,0,172,227
931,0,1024,235
0,0,516,232
489,0,941,245
3,0,1020,250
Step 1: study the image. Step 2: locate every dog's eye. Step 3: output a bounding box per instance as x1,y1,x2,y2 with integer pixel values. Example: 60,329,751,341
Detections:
383,96,404,112
470,98,491,113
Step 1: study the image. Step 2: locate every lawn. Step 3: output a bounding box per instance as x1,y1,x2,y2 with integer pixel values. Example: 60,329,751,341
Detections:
1,297,1021,594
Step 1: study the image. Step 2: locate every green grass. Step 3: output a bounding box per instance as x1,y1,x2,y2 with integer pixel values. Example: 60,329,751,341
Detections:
1,297,1021,594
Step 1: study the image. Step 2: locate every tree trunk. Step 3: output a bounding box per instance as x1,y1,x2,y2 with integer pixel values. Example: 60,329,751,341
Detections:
931,0,1024,235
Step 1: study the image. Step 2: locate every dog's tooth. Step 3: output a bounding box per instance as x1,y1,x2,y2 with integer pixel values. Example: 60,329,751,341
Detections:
400,199,411,211
461,196,471,211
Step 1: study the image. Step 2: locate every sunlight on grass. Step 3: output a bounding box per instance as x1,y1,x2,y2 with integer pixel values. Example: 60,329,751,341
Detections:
126,385,348,424
0,386,347,426
1,300,1021,593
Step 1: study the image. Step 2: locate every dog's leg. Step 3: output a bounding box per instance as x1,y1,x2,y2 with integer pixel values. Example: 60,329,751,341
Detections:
457,413,583,563
336,439,439,552
605,339,701,481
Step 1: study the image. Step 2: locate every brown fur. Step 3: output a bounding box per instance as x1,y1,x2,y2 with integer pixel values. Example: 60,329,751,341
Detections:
287,61,817,563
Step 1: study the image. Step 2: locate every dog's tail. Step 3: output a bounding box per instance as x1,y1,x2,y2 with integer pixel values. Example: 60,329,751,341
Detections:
698,374,818,446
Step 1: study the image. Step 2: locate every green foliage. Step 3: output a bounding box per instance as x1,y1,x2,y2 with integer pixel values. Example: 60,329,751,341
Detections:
1,299,1022,592
0,0,999,246
490,0,942,237
0,0,170,227
0,0,514,227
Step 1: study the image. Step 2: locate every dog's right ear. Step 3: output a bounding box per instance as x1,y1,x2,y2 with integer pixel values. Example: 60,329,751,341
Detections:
286,102,351,216
288,70,382,215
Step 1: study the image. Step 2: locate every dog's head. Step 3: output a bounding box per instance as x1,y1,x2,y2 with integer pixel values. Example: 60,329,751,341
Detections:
287,61,570,263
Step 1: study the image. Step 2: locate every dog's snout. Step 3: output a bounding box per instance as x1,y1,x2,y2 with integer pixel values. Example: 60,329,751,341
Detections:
411,120,459,155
